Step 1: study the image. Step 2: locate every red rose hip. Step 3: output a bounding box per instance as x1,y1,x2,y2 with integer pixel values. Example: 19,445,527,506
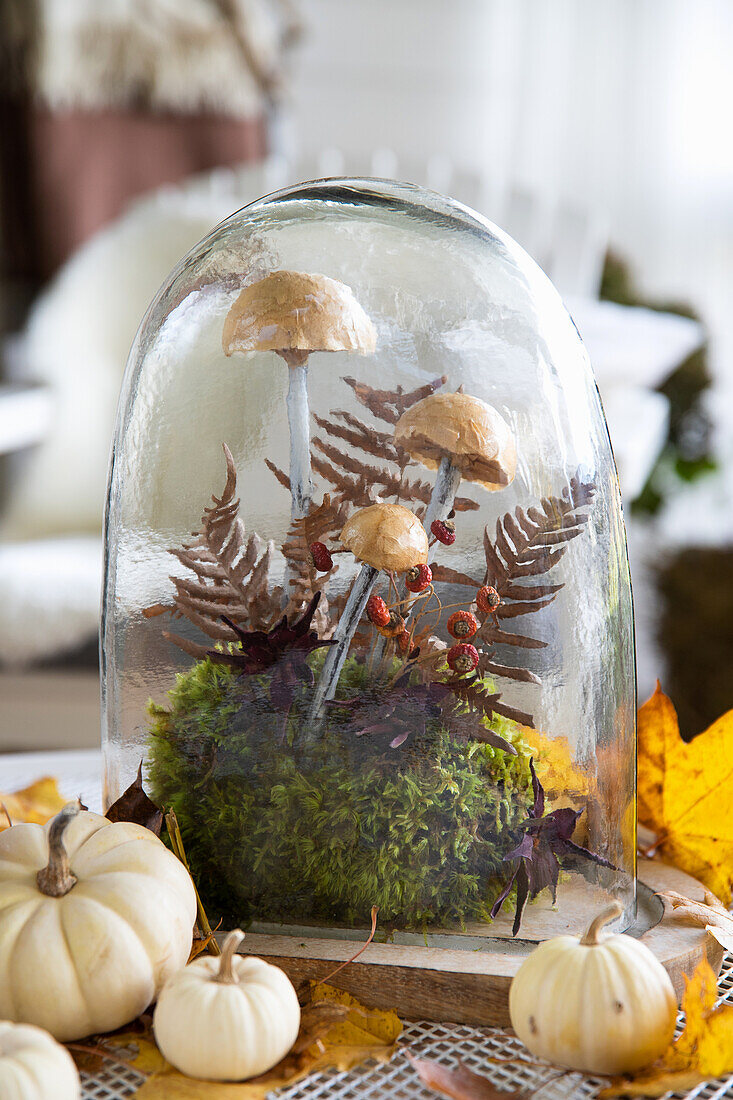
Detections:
430,518,456,545
447,643,479,674
447,610,479,639
309,541,333,572
405,563,433,593
477,585,501,614
366,594,391,628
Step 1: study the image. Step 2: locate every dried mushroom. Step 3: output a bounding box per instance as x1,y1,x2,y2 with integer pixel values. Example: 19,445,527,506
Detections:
308,503,428,722
395,391,516,532
223,270,376,521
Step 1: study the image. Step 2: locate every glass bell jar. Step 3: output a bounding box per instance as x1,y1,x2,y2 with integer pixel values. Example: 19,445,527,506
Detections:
102,177,636,943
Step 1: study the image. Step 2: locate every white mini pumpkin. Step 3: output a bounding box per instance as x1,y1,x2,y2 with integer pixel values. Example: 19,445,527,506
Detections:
153,929,301,1080
0,1021,80,1100
509,902,678,1075
0,802,197,1042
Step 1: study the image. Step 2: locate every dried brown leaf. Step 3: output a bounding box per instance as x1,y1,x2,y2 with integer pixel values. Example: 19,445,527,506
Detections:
187,931,218,962
407,1054,524,1100
658,889,733,953
105,763,163,836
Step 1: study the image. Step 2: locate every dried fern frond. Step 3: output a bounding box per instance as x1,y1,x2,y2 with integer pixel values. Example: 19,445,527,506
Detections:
445,672,535,729
310,436,478,514
163,444,283,650
266,373,478,519
422,473,596,705
300,493,351,547
486,476,596,590
342,374,448,424
476,649,540,686
478,474,596,650
264,458,291,492
310,374,479,515
425,473,595,659
310,454,388,509
313,412,400,463
280,493,350,630
429,564,482,589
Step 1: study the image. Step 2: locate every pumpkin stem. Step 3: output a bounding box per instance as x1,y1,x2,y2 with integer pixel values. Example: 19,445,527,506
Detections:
580,901,624,945
216,929,245,983
36,801,81,898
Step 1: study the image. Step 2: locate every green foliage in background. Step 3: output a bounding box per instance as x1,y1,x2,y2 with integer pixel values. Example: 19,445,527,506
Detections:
148,654,534,930
600,251,715,515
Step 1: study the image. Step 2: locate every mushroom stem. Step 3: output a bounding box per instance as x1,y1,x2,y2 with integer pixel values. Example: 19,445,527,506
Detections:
307,564,379,726
423,455,463,536
36,801,80,898
284,359,314,522
579,901,624,946
215,929,246,983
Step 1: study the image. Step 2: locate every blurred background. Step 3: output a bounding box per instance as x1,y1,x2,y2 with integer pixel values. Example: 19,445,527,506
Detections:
0,0,731,753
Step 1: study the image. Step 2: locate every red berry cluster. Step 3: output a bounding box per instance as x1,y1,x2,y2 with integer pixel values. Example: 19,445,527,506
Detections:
357,516,492,677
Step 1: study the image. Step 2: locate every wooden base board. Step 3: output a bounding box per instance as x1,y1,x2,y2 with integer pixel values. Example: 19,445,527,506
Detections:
233,860,724,1026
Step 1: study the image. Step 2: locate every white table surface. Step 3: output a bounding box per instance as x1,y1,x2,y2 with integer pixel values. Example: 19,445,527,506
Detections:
0,748,104,813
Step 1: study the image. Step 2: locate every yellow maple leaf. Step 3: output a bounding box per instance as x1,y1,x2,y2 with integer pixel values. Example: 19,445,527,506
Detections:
0,777,68,831
307,982,401,1051
105,982,400,1099
602,959,733,1096
520,728,588,802
638,685,733,904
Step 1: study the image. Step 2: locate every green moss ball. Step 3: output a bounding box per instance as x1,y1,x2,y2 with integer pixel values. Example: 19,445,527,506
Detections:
147,655,534,930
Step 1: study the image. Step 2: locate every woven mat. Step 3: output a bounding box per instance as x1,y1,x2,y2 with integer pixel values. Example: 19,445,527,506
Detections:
80,954,733,1099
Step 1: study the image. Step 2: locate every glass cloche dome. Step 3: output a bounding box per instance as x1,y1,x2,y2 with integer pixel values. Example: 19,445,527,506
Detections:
102,178,636,943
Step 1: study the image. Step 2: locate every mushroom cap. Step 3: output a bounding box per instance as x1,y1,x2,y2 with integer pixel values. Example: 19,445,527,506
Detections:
340,503,429,573
222,270,376,360
394,392,516,491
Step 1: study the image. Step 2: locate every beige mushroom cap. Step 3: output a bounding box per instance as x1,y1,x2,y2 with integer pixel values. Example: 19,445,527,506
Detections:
222,270,376,362
340,503,429,573
395,392,516,491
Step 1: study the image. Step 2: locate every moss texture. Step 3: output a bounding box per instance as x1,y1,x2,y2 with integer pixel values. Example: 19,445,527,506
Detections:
148,654,534,930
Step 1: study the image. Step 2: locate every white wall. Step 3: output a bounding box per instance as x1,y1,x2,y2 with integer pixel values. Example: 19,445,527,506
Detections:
288,0,733,404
